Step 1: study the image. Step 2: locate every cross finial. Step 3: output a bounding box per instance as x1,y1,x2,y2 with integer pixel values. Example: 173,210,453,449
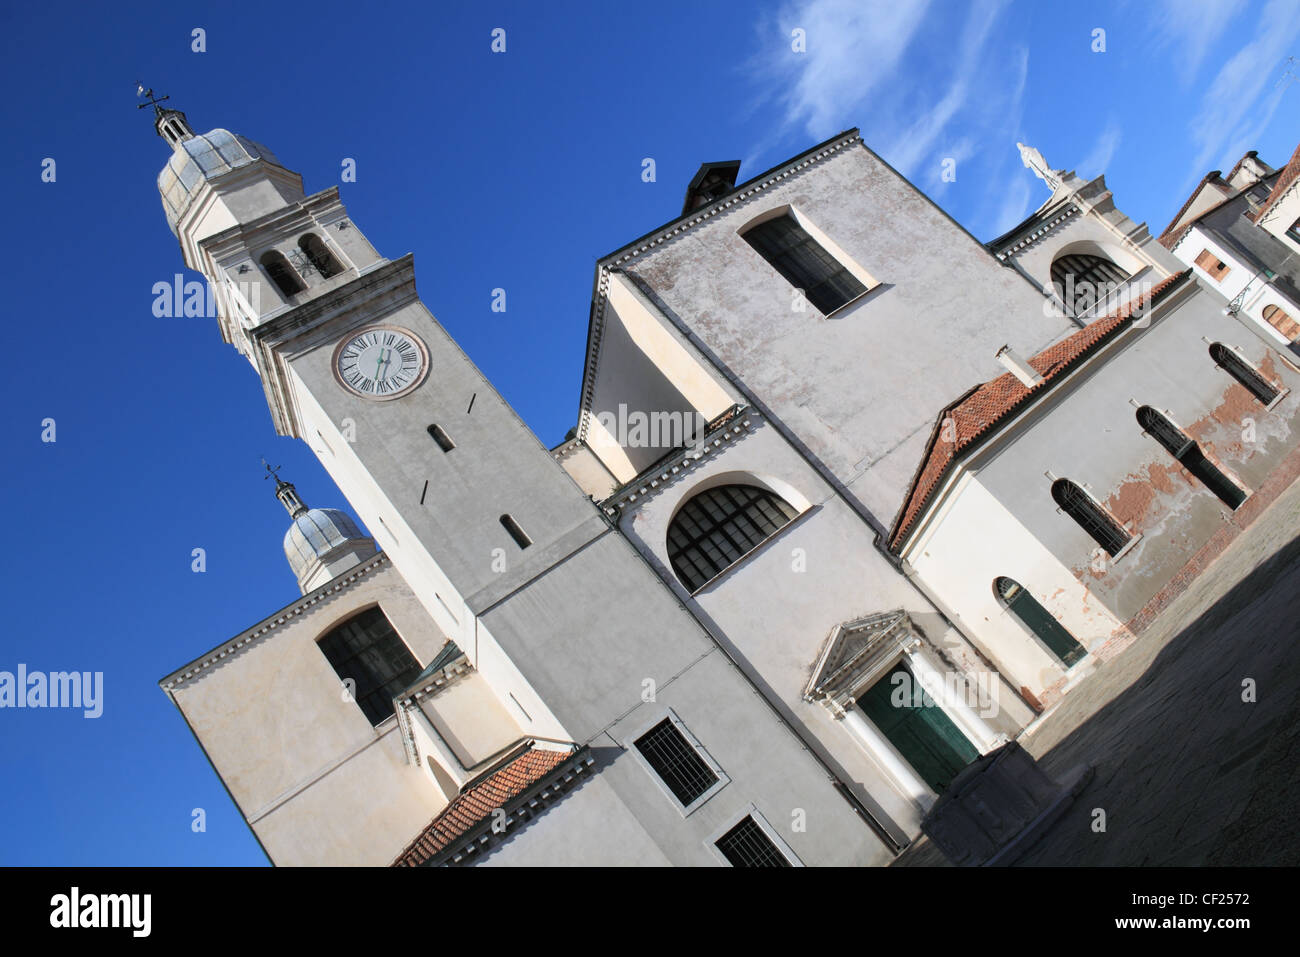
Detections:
136,84,170,115
262,458,285,485
263,458,309,518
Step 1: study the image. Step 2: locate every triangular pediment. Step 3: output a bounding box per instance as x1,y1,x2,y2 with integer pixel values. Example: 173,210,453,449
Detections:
803,610,914,704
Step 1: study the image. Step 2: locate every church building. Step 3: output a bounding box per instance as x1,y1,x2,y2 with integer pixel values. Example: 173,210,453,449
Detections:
153,98,1300,865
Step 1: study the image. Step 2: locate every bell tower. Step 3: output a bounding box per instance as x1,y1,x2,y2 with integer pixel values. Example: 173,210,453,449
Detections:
150,100,603,730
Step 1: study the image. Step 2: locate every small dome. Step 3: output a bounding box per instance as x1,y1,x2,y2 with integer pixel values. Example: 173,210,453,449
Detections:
157,129,283,235
283,507,376,585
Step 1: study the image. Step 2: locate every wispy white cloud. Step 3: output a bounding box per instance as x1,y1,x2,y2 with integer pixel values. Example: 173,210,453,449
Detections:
756,0,934,141
1148,0,1247,84
1183,0,1300,185
883,0,1010,177
1076,121,1123,179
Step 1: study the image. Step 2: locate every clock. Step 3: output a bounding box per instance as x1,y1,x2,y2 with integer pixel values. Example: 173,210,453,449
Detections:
332,326,429,399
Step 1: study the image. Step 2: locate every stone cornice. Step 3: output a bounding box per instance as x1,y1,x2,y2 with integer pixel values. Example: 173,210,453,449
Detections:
599,409,754,515
159,552,389,692
249,255,417,437
994,205,1079,261
577,131,863,440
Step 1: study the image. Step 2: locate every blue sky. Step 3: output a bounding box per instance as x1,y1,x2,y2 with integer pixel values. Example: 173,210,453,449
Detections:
0,0,1296,865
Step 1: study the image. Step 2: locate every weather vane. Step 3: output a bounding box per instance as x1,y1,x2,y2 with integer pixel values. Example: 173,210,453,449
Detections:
135,83,170,114
262,458,284,482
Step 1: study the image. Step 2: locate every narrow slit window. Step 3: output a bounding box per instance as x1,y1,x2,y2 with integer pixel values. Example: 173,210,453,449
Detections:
259,250,305,298
1209,343,1280,405
1051,478,1130,556
500,513,531,548
428,424,455,452
1136,406,1246,509
741,213,867,315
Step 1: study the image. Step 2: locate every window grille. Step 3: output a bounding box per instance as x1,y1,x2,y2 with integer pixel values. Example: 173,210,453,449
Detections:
742,214,867,314
633,718,718,807
715,816,791,867
316,606,422,725
667,484,799,591
1050,478,1130,556
260,250,305,297
1135,406,1246,509
299,234,343,278
1209,343,1280,405
1049,253,1130,317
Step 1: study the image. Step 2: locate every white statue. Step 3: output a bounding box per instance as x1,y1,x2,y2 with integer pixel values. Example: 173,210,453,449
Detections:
1017,142,1062,190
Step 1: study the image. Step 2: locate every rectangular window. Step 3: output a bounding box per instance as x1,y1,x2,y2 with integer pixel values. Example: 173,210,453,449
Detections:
1194,248,1231,282
1287,218,1300,244
634,717,720,808
742,214,868,315
715,815,793,867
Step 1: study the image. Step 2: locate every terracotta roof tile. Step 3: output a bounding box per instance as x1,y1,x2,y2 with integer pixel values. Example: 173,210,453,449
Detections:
392,745,575,866
1251,140,1300,224
887,271,1191,552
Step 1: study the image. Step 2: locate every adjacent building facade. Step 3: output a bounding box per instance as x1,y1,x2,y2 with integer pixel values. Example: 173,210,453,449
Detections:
154,100,1300,865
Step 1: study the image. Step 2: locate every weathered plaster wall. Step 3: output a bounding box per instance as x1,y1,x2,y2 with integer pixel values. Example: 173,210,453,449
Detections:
607,139,1076,524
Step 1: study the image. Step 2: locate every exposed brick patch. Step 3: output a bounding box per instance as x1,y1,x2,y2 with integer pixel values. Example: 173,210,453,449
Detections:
1117,440,1300,640
1019,686,1044,714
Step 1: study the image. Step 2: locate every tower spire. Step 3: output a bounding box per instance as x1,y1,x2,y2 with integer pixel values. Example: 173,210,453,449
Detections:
264,459,308,518
138,85,194,147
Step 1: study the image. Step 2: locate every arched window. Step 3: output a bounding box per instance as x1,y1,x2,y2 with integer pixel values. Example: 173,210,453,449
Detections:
1136,406,1246,509
1261,305,1300,341
1050,253,1130,318
260,250,305,298
1051,478,1130,556
994,577,1086,667
1209,343,1280,405
299,233,343,278
667,483,799,591
741,213,867,315
316,606,422,725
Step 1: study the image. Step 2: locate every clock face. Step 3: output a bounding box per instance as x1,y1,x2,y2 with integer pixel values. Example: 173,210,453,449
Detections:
332,326,428,399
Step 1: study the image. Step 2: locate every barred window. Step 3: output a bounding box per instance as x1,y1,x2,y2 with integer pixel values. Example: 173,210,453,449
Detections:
667,483,799,591
260,250,305,298
715,816,791,867
1050,478,1130,556
316,606,422,725
1050,253,1130,318
1136,406,1246,509
742,214,867,314
634,718,718,808
299,233,343,278
1209,343,1280,405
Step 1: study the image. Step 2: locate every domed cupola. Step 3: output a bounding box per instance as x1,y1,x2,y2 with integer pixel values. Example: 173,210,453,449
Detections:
144,91,304,245
158,127,289,236
265,463,378,594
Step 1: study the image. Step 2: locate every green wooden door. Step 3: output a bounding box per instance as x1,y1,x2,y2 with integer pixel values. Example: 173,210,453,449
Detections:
996,577,1087,668
858,662,979,793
